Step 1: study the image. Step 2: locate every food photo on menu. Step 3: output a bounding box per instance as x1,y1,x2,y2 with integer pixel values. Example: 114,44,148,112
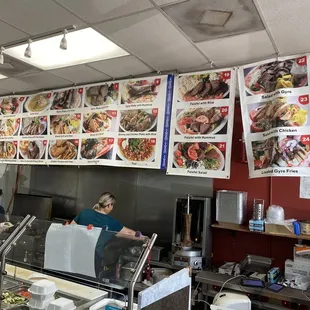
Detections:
0,141,17,159
121,78,161,104
18,140,47,160
252,135,310,170
48,139,78,160
119,109,158,132
0,97,24,115
173,142,225,171
248,96,309,132
50,114,81,135
80,138,113,160
23,93,51,113
85,83,119,107
178,72,230,101
244,57,308,96
21,116,47,136
116,138,156,162
83,111,116,133
51,89,82,110
0,118,20,136
175,107,228,135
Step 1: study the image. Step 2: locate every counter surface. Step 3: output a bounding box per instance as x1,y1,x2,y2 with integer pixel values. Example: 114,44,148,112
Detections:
5,264,107,301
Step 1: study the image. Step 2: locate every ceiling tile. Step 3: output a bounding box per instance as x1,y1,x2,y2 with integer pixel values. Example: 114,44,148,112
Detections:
197,30,275,67
88,56,152,78
0,89,10,96
95,9,208,71
55,0,153,23
50,65,110,84
0,21,28,46
17,72,71,90
256,0,310,54
0,78,35,93
0,0,84,36
162,0,264,42
154,0,189,6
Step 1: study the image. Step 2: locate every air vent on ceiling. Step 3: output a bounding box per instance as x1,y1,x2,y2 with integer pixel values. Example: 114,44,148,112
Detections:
200,10,232,26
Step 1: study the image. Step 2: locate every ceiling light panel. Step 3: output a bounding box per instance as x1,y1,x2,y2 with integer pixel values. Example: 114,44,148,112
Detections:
4,28,129,70
0,74,7,80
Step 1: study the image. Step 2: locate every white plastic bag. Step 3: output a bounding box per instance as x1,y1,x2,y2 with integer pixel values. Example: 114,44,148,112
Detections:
266,205,285,223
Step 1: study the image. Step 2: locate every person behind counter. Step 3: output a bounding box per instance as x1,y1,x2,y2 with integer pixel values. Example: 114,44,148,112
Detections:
71,192,140,237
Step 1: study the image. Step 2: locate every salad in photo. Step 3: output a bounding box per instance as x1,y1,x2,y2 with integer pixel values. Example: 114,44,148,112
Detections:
176,107,227,135
19,140,46,160
252,136,310,170
121,79,160,104
173,142,225,170
117,138,155,162
0,118,19,136
81,138,113,159
85,83,118,107
249,97,308,132
0,97,23,115
83,112,112,133
120,109,157,132
244,58,308,95
178,72,229,101
50,114,81,135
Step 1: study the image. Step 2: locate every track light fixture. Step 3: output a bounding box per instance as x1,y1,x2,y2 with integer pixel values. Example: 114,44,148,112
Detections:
24,39,32,58
60,29,68,50
0,47,4,65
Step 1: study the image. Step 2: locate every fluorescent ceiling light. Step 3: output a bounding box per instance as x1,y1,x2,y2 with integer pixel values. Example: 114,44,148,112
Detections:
0,74,7,79
200,10,232,26
4,28,129,70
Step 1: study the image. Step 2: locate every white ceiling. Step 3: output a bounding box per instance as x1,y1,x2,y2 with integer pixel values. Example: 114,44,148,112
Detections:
0,0,307,94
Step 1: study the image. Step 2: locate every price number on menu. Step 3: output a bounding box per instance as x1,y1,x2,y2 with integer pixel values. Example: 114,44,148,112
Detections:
19,97,25,102
217,143,226,151
76,114,81,120
149,138,156,145
221,71,231,80
113,83,119,91
16,118,20,124
301,135,310,145
154,79,161,86
43,140,47,146
107,138,114,145
298,95,309,105
78,88,83,94
109,110,117,117
13,141,17,147
297,56,307,66
152,108,158,116
46,93,52,99
73,139,79,146
220,106,229,117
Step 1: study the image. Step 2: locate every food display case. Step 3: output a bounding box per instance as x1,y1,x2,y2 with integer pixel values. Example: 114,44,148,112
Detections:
0,216,191,310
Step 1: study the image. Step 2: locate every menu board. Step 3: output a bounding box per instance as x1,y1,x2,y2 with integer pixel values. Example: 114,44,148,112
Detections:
0,75,174,170
238,55,310,178
167,69,236,178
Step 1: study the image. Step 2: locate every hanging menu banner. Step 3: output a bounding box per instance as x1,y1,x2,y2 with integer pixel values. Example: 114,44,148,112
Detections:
0,75,174,170
167,68,236,178
238,55,310,178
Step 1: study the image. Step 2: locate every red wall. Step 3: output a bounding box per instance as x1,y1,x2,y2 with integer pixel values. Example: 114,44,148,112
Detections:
212,103,308,268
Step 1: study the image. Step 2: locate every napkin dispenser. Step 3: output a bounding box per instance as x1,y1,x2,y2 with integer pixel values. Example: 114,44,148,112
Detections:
216,190,248,224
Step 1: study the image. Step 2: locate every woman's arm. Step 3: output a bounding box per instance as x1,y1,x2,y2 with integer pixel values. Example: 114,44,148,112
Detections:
119,226,136,236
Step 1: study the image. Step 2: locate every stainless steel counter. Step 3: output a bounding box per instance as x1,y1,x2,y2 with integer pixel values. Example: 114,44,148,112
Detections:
196,271,310,305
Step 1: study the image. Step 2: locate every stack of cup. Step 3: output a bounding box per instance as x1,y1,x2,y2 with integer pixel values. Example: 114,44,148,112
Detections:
47,298,76,310
28,280,58,310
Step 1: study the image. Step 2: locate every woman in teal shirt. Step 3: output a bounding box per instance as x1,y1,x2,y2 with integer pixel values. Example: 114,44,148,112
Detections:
72,192,136,236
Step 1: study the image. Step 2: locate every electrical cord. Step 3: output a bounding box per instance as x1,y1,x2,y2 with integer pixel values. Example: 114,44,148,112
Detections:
213,275,247,304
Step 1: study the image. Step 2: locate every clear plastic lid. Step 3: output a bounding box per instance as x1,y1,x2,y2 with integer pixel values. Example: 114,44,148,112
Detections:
29,280,57,295
47,298,76,310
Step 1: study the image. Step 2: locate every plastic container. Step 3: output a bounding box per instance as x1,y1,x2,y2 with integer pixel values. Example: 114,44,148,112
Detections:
29,280,57,301
28,296,55,310
47,298,76,310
